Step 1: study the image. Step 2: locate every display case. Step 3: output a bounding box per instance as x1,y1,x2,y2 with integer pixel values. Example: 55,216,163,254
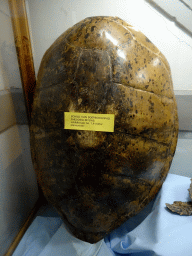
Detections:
1,0,192,255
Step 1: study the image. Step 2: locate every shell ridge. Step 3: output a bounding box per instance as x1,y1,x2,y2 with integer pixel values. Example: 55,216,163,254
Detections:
113,130,171,148
114,22,170,76
114,82,174,100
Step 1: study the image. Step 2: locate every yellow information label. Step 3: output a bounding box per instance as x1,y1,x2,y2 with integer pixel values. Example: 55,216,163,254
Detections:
64,112,115,132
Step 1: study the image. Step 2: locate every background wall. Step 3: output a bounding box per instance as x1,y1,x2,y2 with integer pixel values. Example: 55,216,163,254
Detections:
26,0,192,177
26,0,192,131
26,0,192,179
0,0,191,253
0,1,38,255
26,0,192,92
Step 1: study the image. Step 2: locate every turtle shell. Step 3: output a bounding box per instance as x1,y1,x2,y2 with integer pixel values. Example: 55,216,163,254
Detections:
30,16,178,243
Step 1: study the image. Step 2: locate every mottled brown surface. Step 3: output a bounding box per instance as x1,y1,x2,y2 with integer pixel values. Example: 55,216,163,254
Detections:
166,179,192,216
30,16,178,243
166,201,192,216
189,178,192,200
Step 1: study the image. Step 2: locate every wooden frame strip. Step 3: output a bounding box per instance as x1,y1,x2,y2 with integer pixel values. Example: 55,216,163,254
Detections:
8,0,36,121
5,1,40,255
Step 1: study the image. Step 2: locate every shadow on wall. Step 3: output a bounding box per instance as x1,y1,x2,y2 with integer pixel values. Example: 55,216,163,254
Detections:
9,88,28,125
0,155,32,255
170,132,192,177
0,39,28,125
0,40,22,90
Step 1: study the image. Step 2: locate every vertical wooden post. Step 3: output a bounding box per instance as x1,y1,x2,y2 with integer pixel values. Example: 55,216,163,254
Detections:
5,2,39,255
8,0,36,121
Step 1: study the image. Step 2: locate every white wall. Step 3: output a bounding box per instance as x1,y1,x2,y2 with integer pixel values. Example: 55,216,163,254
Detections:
27,0,192,92
0,125,38,255
0,1,22,90
26,0,192,180
0,1,39,254
170,133,192,177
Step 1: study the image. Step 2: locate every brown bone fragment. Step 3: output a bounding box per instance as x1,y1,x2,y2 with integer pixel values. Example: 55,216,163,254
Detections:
166,201,192,216
166,179,192,216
